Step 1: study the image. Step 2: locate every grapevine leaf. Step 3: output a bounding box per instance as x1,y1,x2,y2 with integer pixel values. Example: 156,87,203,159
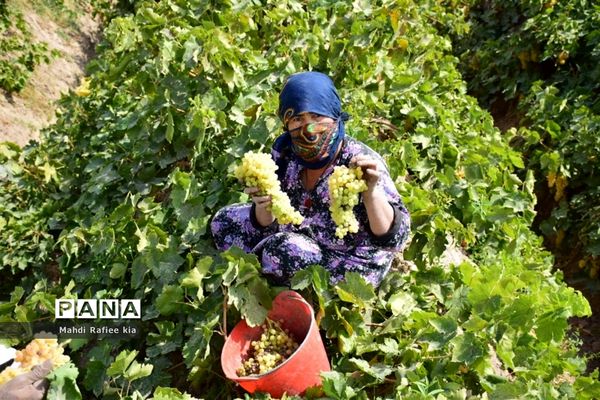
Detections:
180,256,213,300
145,242,185,285
83,360,107,397
430,316,459,337
160,40,175,75
156,285,184,316
291,268,312,290
388,291,417,316
135,356,173,396
573,374,600,399
421,316,459,350
228,283,268,327
110,263,127,279
135,226,149,252
170,170,192,207
107,350,138,377
350,358,393,381
183,314,220,366
491,382,527,399
335,272,375,308
321,371,357,399
0,286,24,313
131,256,147,289
147,321,182,357
166,110,174,143
568,290,592,317
152,386,200,400
378,337,401,356
248,276,273,312
451,333,485,364
46,362,81,400
509,151,524,168
536,311,568,343
123,360,154,382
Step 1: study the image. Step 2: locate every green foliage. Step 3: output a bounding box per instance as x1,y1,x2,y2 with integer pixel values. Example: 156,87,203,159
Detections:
89,0,139,22
451,0,600,272
46,362,82,400
0,1,54,92
0,0,597,398
0,142,57,273
106,350,154,397
294,264,593,398
520,82,600,263
150,387,200,400
451,0,599,104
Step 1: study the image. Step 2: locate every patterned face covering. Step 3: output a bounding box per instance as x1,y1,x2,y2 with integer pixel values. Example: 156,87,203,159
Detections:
274,71,350,169
289,120,338,163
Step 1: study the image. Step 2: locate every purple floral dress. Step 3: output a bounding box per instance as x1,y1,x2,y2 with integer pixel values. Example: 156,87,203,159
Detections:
210,137,411,286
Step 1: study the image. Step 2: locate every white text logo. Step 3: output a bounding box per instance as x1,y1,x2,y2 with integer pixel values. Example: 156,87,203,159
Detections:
55,299,141,319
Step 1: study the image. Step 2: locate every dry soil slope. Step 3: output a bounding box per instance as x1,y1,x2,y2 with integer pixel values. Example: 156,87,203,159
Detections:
0,1,101,147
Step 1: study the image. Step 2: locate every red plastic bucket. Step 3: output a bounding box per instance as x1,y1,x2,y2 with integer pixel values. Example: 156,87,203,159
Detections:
221,290,331,397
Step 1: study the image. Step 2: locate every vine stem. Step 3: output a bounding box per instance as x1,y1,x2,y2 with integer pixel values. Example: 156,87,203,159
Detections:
222,285,228,338
166,361,185,372
113,377,123,398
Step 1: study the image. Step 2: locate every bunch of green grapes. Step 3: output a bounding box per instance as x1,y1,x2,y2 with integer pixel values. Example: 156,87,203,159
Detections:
0,338,69,385
0,366,28,385
234,151,304,225
328,166,368,238
237,319,299,376
14,338,70,367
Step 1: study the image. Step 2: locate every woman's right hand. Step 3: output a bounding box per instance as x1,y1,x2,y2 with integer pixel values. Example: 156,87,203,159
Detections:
244,187,275,227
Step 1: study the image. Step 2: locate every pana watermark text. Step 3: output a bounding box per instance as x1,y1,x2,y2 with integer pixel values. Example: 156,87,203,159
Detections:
55,299,141,319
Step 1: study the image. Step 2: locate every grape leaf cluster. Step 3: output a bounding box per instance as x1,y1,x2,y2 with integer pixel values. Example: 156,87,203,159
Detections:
237,319,299,376
328,166,368,238
234,151,304,225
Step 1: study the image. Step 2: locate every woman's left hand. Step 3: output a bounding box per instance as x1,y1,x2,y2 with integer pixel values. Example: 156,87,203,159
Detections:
350,155,394,236
350,155,380,193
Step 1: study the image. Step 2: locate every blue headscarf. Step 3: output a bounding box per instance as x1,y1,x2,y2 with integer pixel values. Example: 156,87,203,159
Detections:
274,71,349,169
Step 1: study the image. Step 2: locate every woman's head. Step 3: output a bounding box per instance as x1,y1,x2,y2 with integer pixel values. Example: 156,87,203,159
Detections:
277,72,347,168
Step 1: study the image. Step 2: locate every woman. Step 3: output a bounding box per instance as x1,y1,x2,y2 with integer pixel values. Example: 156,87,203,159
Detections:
211,71,410,286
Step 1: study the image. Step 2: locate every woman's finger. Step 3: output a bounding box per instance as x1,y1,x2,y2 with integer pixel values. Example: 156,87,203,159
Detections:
244,187,260,195
350,155,366,167
253,195,271,205
355,159,378,171
365,168,381,180
255,202,272,209
352,154,372,162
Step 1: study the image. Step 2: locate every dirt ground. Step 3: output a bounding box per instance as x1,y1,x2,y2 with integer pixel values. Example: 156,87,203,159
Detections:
0,2,101,146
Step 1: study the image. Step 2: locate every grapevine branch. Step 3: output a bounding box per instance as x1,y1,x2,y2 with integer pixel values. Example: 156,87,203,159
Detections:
221,285,228,338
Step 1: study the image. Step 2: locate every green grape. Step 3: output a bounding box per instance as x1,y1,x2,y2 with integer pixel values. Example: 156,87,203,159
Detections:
234,152,304,225
328,166,368,239
14,338,69,369
236,318,300,377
